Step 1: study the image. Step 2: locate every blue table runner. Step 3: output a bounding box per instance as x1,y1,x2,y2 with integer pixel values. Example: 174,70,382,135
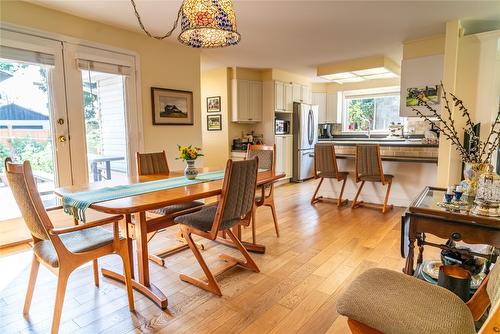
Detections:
63,170,225,222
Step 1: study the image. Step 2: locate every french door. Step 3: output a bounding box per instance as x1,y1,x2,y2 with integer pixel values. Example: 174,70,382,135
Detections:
0,29,140,246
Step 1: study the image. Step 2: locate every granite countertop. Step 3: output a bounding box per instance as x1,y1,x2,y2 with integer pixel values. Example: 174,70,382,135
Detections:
318,138,439,147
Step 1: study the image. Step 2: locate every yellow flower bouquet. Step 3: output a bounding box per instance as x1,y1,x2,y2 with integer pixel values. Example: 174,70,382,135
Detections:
177,145,204,161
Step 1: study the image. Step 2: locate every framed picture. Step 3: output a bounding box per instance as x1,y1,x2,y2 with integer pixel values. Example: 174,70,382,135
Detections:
207,96,221,113
151,87,193,125
207,114,222,131
406,85,440,107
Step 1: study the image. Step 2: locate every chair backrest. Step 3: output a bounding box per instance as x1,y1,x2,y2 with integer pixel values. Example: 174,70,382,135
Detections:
246,144,275,172
314,144,339,178
136,150,169,176
211,158,258,235
4,158,54,242
355,144,385,183
487,262,500,308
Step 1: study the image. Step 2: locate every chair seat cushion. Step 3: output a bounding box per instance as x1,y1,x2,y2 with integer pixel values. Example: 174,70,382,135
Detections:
33,227,117,267
148,200,204,216
318,171,349,179
174,204,240,232
337,268,476,334
359,174,393,182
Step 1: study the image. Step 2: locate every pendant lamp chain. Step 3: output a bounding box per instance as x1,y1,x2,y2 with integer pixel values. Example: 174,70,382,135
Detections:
130,0,183,40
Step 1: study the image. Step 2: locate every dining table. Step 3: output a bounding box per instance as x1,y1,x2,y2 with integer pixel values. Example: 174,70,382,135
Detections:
54,167,285,309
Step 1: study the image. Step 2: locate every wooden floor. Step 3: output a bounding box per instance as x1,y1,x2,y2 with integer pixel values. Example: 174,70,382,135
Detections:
0,180,437,334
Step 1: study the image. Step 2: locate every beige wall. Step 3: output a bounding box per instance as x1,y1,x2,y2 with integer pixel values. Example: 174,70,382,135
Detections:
403,35,446,60
1,0,202,170
200,68,230,168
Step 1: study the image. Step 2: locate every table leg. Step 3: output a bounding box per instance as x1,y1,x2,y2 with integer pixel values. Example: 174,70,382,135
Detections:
417,233,425,267
101,211,168,309
404,234,416,275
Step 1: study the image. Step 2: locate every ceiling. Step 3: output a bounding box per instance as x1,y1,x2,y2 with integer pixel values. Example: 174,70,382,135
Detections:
29,0,500,80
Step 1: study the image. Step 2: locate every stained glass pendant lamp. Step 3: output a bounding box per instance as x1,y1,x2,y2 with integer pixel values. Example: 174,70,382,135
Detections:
131,0,240,48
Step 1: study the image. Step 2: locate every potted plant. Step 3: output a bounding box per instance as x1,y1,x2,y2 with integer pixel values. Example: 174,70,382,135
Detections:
413,83,500,196
177,145,204,180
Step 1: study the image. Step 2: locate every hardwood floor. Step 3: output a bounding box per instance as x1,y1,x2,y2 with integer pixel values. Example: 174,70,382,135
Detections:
0,180,438,334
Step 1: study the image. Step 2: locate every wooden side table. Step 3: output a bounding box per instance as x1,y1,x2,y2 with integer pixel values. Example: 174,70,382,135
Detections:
402,187,500,275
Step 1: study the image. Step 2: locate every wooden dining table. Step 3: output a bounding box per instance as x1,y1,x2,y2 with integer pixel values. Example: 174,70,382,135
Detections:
54,168,285,309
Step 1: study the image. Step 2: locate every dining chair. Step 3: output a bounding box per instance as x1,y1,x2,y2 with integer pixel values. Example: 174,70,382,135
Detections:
246,144,279,242
351,144,393,213
136,150,204,266
311,143,349,206
174,158,260,296
4,158,134,334
337,265,500,334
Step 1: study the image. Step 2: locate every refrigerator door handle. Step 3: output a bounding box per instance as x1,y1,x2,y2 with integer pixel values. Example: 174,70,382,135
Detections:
307,110,313,146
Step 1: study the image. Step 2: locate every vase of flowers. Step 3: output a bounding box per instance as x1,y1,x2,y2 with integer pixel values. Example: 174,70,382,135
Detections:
177,145,203,180
413,82,500,197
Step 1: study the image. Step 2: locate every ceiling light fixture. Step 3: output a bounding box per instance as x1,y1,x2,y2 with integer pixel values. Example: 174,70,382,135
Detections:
131,0,241,48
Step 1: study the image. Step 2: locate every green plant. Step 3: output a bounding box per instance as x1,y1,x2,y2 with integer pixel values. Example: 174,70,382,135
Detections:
0,143,10,173
9,138,54,173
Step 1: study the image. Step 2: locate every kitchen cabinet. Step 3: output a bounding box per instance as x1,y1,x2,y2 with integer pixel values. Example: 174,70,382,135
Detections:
275,134,293,179
301,85,312,104
232,79,262,122
292,83,302,102
284,83,293,111
312,92,327,123
274,81,285,111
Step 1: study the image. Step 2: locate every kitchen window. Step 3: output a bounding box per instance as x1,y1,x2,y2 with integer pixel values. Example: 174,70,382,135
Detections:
342,88,402,132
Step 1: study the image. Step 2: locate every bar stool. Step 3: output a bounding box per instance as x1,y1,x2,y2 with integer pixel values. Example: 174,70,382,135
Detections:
351,144,393,213
311,143,349,206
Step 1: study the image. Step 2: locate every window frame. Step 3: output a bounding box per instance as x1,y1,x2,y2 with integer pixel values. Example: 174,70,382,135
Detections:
341,86,402,134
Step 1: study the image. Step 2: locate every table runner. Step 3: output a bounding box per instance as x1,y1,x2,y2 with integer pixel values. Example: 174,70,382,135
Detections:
63,171,225,221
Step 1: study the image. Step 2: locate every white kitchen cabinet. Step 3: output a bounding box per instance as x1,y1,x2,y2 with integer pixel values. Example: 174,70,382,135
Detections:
301,85,312,104
275,135,293,179
284,83,293,111
274,81,285,111
326,92,338,123
312,92,327,123
232,79,262,122
292,83,302,102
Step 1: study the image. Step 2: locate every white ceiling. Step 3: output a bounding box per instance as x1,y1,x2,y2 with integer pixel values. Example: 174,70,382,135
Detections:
29,0,500,80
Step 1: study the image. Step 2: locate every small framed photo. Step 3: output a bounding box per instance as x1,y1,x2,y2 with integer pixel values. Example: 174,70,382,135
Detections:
207,114,222,131
151,87,193,125
207,96,221,113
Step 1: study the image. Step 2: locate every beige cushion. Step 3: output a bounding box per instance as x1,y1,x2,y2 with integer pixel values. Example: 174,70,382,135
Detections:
33,227,117,267
337,268,476,334
487,263,500,308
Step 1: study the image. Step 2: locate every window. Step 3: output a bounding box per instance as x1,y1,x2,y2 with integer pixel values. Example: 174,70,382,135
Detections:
342,88,402,132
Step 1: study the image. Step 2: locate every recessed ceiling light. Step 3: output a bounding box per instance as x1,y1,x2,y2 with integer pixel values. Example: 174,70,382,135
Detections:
363,72,399,80
352,67,389,76
321,72,356,80
333,77,366,84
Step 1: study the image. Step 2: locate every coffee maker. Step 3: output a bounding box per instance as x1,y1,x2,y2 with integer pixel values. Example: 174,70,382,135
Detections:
319,123,333,139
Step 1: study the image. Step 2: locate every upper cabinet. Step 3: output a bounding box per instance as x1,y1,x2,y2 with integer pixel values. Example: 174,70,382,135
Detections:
312,92,337,123
275,80,312,112
232,79,263,122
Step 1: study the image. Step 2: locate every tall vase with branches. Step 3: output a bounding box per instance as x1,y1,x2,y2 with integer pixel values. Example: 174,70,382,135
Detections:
413,82,500,196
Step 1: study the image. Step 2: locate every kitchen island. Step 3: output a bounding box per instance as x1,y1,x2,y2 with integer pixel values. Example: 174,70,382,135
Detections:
315,138,438,207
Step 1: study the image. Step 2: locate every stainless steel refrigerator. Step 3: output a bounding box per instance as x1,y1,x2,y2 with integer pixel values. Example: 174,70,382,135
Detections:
292,102,319,182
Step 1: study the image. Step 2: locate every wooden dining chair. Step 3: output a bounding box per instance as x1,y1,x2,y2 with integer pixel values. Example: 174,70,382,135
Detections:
311,143,349,206
174,158,260,296
136,150,204,266
4,158,134,334
351,144,393,213
246,144,279,242
337,265,500,334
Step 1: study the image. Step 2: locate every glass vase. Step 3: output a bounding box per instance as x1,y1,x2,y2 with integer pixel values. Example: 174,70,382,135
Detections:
461,163,490,197
471,165,500,217
184,160,198,180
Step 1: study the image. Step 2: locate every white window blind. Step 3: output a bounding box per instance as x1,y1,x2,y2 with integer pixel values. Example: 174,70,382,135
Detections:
76,59,132,76
0,45,55,66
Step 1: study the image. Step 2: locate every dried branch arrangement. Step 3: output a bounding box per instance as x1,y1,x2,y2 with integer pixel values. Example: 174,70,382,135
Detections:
412,82,500,164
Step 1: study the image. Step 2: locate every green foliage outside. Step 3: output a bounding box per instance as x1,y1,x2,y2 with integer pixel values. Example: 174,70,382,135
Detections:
347,98,374,131
0,143,10,173
2,138,54,174
83,81,102,155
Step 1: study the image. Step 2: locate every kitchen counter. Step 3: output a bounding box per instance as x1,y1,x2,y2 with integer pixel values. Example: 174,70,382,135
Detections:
318,138,438,147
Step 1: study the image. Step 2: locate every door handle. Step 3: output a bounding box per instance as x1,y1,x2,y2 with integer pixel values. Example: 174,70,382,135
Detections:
58,135,67,143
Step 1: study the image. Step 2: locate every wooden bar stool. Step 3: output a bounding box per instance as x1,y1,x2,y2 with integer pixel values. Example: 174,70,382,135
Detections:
311,143,349,206
135,150,204,266
246,144,279,242
351,144,393,213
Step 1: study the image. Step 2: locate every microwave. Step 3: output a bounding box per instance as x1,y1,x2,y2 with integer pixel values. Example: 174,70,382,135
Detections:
275,119,290,135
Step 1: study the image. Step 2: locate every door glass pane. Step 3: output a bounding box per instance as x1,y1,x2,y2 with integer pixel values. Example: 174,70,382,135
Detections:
81,70,128,183
0,60,57,223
